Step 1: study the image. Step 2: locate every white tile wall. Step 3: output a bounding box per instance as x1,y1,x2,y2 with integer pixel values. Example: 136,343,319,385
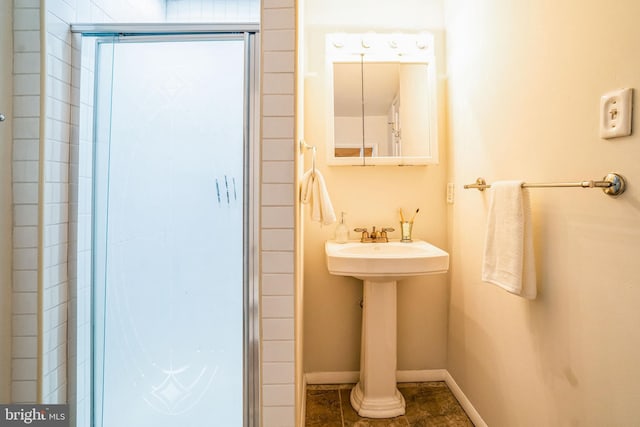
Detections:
262,296,295,318
263,384,296,406
263,273,295,296
262,8,296,30
14,8,40,30
261,0,296,424
263,206,295,228
262,183,295,206
262,229,295,251
262,252,295,274
11,0,41,404
263,339,295,362
263,74,295,96
262,30,296,52
263,51,296,73
264,94,295,116
38,0,78,404
263,116,295,138
11,381,37,403
11,0,298,423
166,0,259,22
263,406,297,426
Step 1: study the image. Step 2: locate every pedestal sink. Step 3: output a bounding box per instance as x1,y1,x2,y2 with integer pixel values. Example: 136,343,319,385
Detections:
325,240,449,418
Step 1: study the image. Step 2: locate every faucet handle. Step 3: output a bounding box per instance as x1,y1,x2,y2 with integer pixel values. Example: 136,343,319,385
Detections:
379,227,394,242
354,228,369,241
354,227,368,236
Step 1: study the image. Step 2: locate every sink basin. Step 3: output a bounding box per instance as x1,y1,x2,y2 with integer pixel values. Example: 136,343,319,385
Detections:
325,240,449,282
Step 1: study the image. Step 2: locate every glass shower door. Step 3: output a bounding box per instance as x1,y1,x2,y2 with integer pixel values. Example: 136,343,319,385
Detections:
93,36,248,427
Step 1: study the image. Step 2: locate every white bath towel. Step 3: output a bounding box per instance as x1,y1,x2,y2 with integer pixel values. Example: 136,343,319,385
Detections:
482,181,537,299
300,169,337,225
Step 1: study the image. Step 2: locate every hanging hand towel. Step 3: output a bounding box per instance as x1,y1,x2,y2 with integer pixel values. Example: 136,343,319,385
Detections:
482,181,537,299
300,169,337,225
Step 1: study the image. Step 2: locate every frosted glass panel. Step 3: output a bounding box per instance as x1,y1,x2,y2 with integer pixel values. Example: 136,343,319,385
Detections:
94,38,245,426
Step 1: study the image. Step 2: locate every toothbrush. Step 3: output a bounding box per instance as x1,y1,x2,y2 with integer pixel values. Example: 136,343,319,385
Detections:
410,208,419,222
399,208,405,222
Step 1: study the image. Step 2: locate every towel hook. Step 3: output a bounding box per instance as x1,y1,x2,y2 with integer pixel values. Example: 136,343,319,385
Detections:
311,146,317,176
300,140,317,176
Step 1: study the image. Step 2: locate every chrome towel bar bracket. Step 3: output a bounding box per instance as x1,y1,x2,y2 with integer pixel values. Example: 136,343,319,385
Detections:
463,172,626,197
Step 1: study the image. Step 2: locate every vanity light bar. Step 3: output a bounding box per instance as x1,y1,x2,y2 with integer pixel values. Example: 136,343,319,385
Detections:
327,32,434,59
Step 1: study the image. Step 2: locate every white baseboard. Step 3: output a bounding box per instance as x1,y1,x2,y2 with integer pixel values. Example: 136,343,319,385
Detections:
442,371,488,427
303,369,487,427
396,369,447,383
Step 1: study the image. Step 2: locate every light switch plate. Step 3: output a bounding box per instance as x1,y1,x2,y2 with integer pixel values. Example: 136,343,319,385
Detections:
446,183,454,204
600,88,633,139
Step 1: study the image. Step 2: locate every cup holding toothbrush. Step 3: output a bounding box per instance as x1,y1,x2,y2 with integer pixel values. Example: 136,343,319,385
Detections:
400,221,413,242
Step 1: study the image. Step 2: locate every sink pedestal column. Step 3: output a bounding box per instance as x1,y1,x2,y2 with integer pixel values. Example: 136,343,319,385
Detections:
350,279,405,418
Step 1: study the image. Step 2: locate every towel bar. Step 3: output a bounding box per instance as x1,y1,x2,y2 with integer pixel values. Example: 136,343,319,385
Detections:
463,172,625,197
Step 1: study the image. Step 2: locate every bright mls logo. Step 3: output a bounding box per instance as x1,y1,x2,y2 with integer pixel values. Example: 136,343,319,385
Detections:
0,405,68,427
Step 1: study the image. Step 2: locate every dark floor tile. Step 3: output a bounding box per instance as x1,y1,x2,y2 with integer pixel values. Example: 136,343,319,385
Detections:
407,414,474,427
339,386,410,427
305,387,343,427
305,382,473,427
399,382,473,426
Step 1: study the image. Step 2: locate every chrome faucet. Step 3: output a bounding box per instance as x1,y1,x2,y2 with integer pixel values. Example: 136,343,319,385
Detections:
354,226,395,243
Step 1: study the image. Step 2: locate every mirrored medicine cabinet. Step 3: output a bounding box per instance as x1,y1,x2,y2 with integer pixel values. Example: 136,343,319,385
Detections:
326,32,439,166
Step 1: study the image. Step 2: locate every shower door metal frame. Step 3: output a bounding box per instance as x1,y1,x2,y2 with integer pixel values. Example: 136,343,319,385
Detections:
71,23,261,427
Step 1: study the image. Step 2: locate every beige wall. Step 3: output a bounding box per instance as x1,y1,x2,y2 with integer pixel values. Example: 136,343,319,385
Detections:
446,0,640,425
302,0,450,374
0,0,12,403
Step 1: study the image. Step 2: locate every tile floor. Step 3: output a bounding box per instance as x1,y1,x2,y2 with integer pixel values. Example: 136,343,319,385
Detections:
305,382,474,426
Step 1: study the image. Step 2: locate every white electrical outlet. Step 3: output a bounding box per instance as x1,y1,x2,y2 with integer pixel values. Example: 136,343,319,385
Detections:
600,88,633,139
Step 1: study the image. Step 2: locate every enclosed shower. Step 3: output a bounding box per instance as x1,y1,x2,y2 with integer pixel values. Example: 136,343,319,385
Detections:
71,26,259,427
